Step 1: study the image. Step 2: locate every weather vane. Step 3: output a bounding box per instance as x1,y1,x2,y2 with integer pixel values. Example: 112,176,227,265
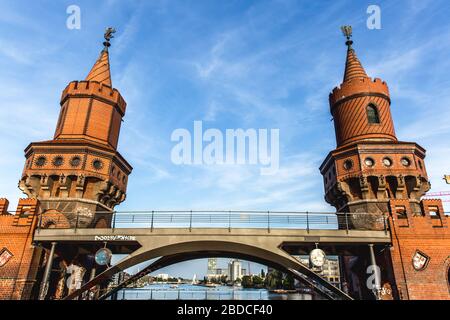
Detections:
340,25,353,48
103,27,116,51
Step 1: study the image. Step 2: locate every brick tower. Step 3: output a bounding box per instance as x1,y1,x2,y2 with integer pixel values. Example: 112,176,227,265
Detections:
18,29,132,228
320,27,450,300
319,27,430,218
0,29,133,300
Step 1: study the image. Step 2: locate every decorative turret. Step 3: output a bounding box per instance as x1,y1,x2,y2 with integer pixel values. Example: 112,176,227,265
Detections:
19,28,132,228
320,26,430,217
330,26,396,147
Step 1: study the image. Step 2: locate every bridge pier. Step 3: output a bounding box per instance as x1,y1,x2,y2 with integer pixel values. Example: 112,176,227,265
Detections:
39,241,57,300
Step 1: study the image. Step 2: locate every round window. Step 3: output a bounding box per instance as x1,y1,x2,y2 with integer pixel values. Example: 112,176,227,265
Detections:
70,156,81,167
92,159,103,170
343,159,353,170
401,157,411,167
383,157,393,167
52,156,64,167
364,158,375,167
35,156,47,167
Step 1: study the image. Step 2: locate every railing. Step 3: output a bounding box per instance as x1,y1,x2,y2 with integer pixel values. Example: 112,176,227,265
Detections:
109,288,310,300
36,210,389,233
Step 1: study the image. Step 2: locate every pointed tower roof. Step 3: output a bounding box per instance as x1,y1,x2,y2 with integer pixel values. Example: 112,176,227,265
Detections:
85,27,116,87
343,46,368,82
340,26,368,82
86,49,112,86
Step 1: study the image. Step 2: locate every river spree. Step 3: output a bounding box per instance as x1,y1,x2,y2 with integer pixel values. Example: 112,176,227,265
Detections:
115,284,313,300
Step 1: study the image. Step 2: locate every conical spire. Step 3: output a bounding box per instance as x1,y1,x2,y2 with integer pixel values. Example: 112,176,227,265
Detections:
85,27,116,87
340,26,368,82
85,50,112,86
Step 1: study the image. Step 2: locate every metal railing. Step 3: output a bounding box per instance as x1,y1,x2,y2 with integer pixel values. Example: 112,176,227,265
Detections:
36,210,388,233
111,288,311,300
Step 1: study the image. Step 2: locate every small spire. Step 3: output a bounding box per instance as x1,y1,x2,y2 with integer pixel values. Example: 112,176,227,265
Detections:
341,25,353,49
85,27,116,87
102,27,116,53
340,26,368,82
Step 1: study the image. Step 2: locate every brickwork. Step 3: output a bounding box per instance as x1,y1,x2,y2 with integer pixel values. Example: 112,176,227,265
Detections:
0,199,42,300
322,35,450,300
388,199,450,300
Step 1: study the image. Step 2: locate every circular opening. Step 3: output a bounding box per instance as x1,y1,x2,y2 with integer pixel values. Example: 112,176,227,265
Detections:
382,157,393,167
52,156,64,167
343,159,353,170
35,156,47,167
364,157,375,167
70,156,81,167
92,159,103,170
401,157,411,167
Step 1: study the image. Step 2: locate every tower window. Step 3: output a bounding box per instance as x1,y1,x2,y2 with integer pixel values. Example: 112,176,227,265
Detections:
367,104,380,124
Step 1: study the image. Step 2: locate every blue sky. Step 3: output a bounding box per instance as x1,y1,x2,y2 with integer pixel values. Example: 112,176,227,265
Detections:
1,0,450,277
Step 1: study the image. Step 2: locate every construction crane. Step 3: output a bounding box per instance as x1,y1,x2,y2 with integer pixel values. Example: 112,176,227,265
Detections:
423,190,450,203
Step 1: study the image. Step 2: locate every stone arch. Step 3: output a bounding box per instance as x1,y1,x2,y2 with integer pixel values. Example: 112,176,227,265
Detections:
64,240,352,300
40,209,70,229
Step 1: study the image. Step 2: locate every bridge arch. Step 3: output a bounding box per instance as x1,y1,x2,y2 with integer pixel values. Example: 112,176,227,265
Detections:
64,238,352,300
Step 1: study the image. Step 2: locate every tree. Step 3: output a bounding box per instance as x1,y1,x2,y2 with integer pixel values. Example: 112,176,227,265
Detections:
265,270,283,289
241,275,253,288
282,274,295,290
252,275,263,288
260,269,266,279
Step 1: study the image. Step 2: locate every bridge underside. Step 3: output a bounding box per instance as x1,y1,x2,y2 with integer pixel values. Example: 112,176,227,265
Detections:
33,227,391,300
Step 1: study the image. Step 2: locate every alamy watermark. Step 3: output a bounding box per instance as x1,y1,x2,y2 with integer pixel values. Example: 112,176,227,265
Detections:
66,5,81,30
367,5,381,30
171,121,280,175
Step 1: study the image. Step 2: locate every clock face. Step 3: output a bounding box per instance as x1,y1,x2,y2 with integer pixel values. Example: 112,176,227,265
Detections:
95,248,112,266
310,249,326,267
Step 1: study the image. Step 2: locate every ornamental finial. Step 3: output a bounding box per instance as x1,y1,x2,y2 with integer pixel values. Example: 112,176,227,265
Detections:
340,25,353,48
103,27,116,52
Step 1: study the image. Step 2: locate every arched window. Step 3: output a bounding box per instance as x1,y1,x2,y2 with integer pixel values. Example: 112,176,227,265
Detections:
367,104,380,124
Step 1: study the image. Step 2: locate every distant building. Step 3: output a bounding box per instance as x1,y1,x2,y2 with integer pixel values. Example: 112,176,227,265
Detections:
156,273,169,281
111,271,131,286
298,256,341,288
216,268,224,275
228,259,242,281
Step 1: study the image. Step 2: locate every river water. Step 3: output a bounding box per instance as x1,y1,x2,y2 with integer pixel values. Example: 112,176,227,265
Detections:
115,284,313,300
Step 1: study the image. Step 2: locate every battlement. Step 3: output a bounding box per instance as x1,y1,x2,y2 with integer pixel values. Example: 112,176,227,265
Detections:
15,198,39,215
0,199,9,215
61,80,127,115
329,77,390,107
389,198,448,229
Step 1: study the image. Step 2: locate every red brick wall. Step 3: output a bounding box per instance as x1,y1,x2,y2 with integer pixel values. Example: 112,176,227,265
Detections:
389,199,450,300
0,198,42,300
